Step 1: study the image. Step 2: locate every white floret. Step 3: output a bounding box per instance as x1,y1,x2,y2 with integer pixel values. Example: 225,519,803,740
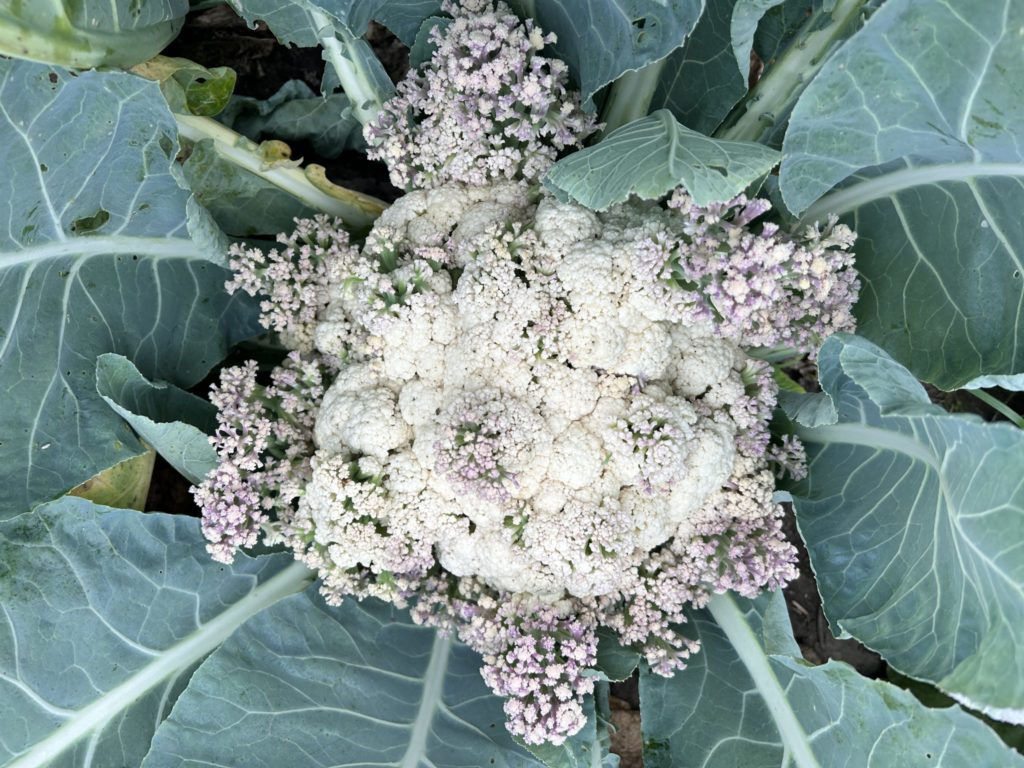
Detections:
555,240,620,297
522,497,638,597
383,450,428,495
547,423,605,489
614,320,673,379
398,378,445,426
533,196,601,258
438,525,562,598
670,325,740,396
666,422,736,525
560,305,627,370
532,361,600,433
377,182,531,249
442,332,536,393
315,364,410,458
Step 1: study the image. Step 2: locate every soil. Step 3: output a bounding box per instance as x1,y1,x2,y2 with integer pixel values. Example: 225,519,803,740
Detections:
152,8,1021,767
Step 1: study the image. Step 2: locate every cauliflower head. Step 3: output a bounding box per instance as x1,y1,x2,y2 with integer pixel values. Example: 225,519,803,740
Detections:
302,184,780,603
196,0,860,747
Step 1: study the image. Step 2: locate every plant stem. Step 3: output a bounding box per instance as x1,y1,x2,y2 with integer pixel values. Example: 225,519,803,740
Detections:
174,113,386,230
714,0,870,143
968,389,1024,429
599,57,669,136
309,8,389,126
0,11,181,69
706,593,823,768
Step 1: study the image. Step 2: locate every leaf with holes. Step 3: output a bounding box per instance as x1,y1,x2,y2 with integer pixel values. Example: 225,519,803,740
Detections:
0,59,259,519
0,0,187,69
508,0,704,102
780,0,1024,388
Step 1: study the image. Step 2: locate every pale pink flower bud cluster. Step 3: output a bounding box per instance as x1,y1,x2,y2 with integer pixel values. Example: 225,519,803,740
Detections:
767,434,809,481
192,352,328,563
731,359,778,459
434,389,529,503
462,597,598,745
364,0,597,189
633,192,859,355
596,500,797,676
226,215,357,351
610,398,690,494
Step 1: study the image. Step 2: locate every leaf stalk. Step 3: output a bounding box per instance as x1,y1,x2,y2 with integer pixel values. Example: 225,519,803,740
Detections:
174,113,386,230
706,593,823,768
714,0,870,144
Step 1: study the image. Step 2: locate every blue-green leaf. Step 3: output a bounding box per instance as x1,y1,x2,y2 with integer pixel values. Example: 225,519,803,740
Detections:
95,354,217,485
749,0,816,67
792,334,1024,724
510,0,704,102
219,79,364,158
731,0,786,77
651,0,746,134
0,0,187,69
544,110,780,209
142,590,545,768
409,15,450,68
640,592,1024,767
777,389,837,428
593,628,641,683
0,60,260,519
0,498,309,768
780,0,1024,388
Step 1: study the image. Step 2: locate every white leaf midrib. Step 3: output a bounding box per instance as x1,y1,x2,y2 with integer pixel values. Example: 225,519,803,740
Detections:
799,161,1024,224
706,594,822,768
399,632,452,768
0,235,203,270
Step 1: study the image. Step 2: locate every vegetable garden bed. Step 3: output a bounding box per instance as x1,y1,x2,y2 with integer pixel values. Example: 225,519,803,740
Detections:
1,1,1022,766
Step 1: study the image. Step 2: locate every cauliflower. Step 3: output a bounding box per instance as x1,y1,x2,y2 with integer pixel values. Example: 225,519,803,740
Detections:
199,180,853,744
196,0,856,748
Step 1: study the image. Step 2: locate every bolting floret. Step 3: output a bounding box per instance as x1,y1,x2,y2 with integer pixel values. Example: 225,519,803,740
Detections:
630,191,860,354
199,177,856,742
193,352,328,563
296,183,815,741
226,215,357,353
364,0,597,189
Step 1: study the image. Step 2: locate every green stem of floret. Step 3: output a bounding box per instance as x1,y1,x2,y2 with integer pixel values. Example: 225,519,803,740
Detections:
714,0,870,144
